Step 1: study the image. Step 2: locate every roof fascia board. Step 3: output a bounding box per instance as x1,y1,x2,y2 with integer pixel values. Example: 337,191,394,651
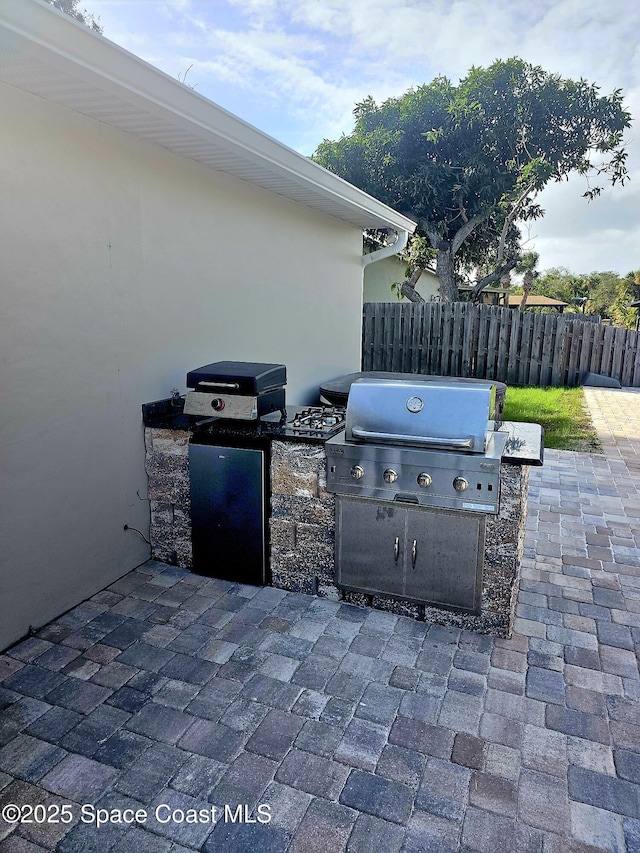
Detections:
1,1,416,234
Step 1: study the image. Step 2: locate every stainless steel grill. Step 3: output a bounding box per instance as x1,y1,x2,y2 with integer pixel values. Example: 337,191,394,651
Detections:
325,378,507,614
326,379,506,514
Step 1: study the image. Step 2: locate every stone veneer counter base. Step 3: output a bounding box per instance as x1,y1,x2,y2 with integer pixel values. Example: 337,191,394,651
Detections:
145,427,529,639
270,440,529,639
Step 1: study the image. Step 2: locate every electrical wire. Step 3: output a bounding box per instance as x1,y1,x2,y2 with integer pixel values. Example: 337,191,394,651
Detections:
123,524,151,545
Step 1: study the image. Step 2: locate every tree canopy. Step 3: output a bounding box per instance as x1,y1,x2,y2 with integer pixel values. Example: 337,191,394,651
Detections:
313,58,631,302
527,267,640,328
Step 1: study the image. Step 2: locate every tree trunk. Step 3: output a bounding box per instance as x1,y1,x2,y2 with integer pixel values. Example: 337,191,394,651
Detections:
399,266,425,303
519,270,533,311
436,247,458,302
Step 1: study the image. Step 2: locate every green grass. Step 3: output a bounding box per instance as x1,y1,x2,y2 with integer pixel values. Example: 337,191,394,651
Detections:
502,386,601,452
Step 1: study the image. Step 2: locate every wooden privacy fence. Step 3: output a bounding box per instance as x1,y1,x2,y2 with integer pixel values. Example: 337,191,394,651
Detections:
362,302,640,388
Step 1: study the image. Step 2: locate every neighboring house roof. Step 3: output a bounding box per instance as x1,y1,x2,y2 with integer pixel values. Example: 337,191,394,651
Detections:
0,1,416,235
508,295,569,308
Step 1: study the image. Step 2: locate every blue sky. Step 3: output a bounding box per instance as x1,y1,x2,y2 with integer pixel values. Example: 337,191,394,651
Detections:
84,0,640,275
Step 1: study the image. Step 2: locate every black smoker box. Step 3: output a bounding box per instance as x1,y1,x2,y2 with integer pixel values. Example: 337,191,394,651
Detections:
184,361,286,420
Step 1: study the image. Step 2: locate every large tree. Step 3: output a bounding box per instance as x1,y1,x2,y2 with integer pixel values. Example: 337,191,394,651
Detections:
313,59,631,303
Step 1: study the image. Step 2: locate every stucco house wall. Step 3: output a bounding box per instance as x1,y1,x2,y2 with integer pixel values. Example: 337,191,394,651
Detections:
363,254,440,302
0,81,365,650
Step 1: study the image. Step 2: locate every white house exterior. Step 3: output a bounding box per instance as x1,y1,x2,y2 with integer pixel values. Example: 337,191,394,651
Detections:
0,1,415,650
363,254,440,303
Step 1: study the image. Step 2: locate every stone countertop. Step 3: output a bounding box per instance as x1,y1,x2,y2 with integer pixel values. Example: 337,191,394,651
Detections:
142,397,544,463
143,399,329,444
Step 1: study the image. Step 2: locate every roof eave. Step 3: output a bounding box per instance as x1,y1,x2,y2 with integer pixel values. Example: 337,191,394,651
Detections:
0,0,416,234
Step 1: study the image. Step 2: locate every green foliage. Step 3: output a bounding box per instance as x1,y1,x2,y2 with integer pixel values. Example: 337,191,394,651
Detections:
533,268,638,328
46,0,102,33
314,59,631,299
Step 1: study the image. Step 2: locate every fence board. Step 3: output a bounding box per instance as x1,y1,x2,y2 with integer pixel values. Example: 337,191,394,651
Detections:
621,330,636,387
611,327,626,382
567,320,583,386
577,321,594,384
431,303,444,375
461,304,476,377
633,340,640,387
362,303,640,387
590,320,604,376
449,302,463,376
391,305,403,372
475,305,488,378
600,324,616,378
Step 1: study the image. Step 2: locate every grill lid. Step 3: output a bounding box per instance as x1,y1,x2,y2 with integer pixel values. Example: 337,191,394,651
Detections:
345,379,495,452
186,361,286,395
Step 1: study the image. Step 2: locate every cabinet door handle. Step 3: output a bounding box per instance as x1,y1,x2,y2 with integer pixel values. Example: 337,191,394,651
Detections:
393,537,400,563
411,539,417,568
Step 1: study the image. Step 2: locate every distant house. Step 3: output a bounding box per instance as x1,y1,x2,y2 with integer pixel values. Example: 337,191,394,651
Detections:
508,295,569,312
363,253,440,302
0,0,415,649
458,285,510,306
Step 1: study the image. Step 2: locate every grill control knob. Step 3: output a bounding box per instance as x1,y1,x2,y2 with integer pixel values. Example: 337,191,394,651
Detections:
417,472,432,488
453,476,469,492
383,469,399,484
211,397,225,412
350,465,365,480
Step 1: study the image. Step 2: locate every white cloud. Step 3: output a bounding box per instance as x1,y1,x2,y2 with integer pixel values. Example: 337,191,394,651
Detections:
89,0,639,271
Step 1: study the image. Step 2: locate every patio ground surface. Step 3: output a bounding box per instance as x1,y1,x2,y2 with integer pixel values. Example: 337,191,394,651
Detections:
1,387,639,853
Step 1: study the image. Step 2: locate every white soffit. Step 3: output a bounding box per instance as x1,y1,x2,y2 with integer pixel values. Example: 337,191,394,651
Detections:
0,1,416,234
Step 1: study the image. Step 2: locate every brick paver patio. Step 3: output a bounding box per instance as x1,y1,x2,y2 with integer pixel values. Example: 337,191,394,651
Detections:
1,387,639,852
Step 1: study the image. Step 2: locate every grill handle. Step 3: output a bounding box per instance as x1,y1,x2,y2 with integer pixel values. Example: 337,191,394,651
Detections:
197,381,240,390
350,426,475,449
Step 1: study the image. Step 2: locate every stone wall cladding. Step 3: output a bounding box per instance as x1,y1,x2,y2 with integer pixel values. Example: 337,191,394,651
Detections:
270,440,529,638
144,428,192,567
270,441,336,596
145,430,529,637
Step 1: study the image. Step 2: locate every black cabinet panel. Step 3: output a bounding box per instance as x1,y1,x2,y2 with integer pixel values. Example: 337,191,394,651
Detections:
189,443,266,584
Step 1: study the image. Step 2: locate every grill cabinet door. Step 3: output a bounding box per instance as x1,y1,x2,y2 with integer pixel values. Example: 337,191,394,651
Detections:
404,506,484,613
335,497,405,598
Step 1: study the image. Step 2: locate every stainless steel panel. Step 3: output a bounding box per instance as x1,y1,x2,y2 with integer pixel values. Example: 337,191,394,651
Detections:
189,443,266,583
184,391,258,419
325,431,506,513
335,498,406,598
334,496,484,613
404,504,484,612
345,379,495,452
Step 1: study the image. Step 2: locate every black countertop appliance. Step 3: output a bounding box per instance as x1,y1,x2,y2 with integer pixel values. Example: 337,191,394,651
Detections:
187,361,286,585
184,360,286,421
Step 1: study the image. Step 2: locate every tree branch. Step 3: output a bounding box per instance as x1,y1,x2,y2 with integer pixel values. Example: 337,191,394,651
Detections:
451,213,485,256
469,257,518,302
497,184,535,264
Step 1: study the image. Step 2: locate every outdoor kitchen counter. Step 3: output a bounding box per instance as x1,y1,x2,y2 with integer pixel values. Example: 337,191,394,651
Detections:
144,405,541,636
143,405,338,444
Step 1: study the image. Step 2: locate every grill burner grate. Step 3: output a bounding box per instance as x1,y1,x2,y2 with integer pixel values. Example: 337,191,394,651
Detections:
287,406,346,436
